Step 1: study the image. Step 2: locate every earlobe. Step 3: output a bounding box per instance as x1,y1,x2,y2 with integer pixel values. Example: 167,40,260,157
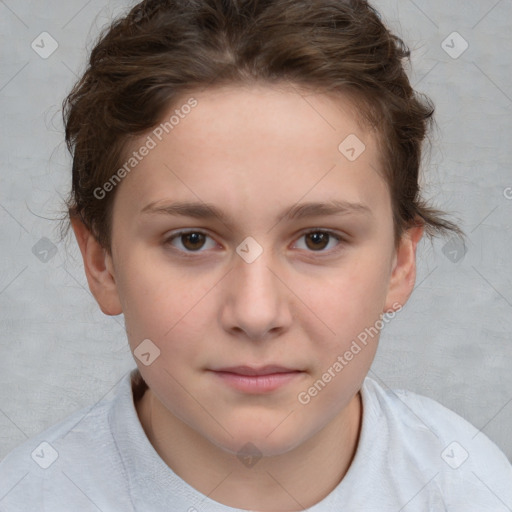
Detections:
70,216,123,316
383,224,424,313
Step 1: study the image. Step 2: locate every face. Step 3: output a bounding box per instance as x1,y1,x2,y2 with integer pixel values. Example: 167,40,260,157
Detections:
78,85,420,457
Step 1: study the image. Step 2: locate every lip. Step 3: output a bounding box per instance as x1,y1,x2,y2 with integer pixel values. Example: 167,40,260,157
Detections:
214,365,298,376
209,365,304,393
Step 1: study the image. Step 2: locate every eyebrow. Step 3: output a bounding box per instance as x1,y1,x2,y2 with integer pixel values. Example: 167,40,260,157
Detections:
140,199,372,227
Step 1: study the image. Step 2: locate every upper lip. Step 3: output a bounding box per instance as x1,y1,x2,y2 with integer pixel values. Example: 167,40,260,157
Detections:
211,365,301,376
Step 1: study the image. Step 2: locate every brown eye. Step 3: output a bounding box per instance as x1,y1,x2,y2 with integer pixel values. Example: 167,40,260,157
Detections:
181,232,206,251
294,230,343,253
305,232,330,251
165,231,217,253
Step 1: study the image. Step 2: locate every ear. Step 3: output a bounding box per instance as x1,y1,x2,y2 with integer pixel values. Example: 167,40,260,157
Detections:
70,216,123,316
383,223,424,313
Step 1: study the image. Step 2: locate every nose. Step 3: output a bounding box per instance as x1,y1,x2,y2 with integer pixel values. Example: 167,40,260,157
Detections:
221,248,292,341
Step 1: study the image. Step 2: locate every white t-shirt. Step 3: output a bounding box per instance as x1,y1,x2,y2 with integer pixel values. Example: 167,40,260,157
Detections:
1,368,511,511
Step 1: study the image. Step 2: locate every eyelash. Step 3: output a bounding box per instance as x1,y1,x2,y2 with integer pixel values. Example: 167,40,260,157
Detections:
163,229,346,257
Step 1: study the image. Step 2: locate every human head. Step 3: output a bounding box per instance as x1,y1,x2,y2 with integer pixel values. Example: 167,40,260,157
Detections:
62,0,464,460
62,0,462,252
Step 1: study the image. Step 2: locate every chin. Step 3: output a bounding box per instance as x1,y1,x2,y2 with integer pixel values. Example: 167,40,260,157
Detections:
204,420,311,459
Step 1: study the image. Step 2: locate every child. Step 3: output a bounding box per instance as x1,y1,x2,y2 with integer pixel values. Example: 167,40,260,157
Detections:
1,0,511,510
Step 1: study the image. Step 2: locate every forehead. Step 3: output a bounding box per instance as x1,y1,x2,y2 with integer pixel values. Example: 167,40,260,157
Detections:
164,84,372,163
114,84,389,221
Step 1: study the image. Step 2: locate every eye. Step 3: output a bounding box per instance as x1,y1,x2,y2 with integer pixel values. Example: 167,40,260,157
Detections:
164,230,218,253
293,230,343,252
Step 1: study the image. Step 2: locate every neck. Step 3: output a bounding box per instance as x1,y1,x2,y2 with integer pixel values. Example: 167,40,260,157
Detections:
135,388,361,511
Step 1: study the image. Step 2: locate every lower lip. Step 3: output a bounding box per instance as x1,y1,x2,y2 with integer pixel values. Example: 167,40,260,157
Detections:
211,371,302,393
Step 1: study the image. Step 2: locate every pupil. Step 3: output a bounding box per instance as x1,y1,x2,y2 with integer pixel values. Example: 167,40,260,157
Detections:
307,232,328,250
183,233,205,250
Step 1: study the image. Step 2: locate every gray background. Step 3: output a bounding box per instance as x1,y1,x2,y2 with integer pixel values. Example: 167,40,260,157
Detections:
0,0,511,462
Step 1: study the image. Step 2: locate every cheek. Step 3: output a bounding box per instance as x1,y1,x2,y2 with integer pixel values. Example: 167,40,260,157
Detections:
308,254,390,333
295,262,388,411
117,256,219,361
295,253,391,387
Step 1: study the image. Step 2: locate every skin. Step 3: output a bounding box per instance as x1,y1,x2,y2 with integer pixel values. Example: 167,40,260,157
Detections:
72,84,423,511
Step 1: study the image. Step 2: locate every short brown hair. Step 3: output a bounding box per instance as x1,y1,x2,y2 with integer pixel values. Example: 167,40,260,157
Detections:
61,0,464,252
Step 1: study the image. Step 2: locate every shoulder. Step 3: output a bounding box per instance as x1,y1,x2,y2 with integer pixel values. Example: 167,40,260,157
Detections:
0,372,135,512
362,376,512,469
359,377,512,509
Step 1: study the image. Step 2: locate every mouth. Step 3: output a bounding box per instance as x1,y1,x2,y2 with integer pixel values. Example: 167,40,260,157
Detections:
208,365,304,393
